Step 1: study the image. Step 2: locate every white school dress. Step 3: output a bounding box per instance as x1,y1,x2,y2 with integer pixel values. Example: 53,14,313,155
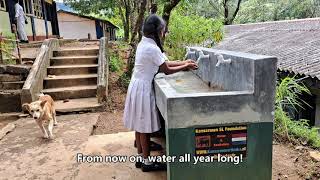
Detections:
15,3,28,41
123,37,167,133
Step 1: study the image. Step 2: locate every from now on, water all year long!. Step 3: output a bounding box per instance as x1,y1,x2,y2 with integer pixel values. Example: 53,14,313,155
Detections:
76,153,243,165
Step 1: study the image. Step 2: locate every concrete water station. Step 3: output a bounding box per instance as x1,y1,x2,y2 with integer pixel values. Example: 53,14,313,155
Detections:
154,47,277,180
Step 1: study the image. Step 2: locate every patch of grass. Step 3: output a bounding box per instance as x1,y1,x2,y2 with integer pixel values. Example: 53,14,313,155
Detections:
274,77,320,149
109,54,123,72
275,108,320,148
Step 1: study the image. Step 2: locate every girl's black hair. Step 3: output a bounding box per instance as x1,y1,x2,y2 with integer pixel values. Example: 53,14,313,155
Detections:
142,14,166,52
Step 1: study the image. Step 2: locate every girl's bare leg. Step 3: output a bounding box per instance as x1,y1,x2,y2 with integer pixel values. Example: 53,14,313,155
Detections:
135,132,142,154
140,132,166,172
140,133,150,159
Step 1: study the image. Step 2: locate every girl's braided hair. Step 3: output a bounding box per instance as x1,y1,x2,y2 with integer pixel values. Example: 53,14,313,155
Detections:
142,14,166,53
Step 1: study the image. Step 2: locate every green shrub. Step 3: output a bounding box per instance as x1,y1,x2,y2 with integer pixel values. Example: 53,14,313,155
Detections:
0,32,16,64
274,77,320,149
165,10,224,60
118,72,131,89
116,41,130,50
109,54,123,72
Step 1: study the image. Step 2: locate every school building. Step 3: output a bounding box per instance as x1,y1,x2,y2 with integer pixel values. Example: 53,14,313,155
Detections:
57,10,118,40
215,18,320,129
0,0,59,41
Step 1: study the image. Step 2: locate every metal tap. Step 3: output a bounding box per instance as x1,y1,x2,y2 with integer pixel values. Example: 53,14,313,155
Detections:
197,50,210,64
215,53,231,67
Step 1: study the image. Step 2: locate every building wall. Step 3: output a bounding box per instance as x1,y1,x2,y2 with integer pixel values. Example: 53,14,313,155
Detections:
25,16,33,36
34,17,52,36
58,12,97,39
20,17,53,40
0,13,52,38
0,11,11,33
310,88,320,127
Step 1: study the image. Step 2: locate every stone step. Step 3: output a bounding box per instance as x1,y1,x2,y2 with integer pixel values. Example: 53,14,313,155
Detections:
0,74,24,82
22,57,36,62
42,85,97,100
0,81,24,90
44,74,98,89
53,48,99,57
47,64,98,75
0,90,21,113
50,56,98,66
0,112,22,122
0,65,30,75
54,97,103,113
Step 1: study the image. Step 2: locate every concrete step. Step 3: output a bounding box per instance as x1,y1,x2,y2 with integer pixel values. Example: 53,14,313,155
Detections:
55,97,103,113
50,56,98,66
44,74,98,89
0,81,24,90
42,85,97,100
47,64,98,75
53,48,99,57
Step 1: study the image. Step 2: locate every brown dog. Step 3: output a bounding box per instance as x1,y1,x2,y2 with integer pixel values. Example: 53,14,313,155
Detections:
23,94,57,139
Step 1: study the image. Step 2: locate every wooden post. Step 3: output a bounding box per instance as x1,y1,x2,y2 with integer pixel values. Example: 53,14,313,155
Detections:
42,0,49,39
0,32,3,64
12,24,22,64
30,0,36,41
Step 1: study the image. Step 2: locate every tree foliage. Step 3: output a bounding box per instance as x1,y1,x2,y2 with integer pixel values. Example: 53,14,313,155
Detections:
176,0,320,25
176,0,243,25
165,7,224,60
64,0,149,42
235,0,320,24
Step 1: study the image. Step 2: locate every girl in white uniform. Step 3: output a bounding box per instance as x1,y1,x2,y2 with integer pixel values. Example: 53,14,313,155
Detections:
123,15,198,172
14,0,28,43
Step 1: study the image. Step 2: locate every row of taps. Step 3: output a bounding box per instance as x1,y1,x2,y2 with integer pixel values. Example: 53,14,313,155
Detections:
185,47,231,67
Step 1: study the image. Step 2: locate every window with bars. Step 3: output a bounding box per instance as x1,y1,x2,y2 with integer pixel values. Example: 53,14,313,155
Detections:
33,0,43,18
23,0,32,15
0,0,6,11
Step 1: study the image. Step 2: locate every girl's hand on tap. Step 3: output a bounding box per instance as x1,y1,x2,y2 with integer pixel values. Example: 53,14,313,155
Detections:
185,59,196,64
186,62,198,70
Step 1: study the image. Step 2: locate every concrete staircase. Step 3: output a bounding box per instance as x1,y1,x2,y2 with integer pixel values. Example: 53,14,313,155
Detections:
0,65,31,113
42,48,103,113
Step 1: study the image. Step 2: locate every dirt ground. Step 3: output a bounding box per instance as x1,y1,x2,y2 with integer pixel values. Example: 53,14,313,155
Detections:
273,143,320,180
92,71,128,135
0,119,15,129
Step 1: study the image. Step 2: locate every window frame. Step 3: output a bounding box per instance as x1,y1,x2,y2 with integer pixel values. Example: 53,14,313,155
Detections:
33,0,43,19
23,0,32,15
0,0,6,11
